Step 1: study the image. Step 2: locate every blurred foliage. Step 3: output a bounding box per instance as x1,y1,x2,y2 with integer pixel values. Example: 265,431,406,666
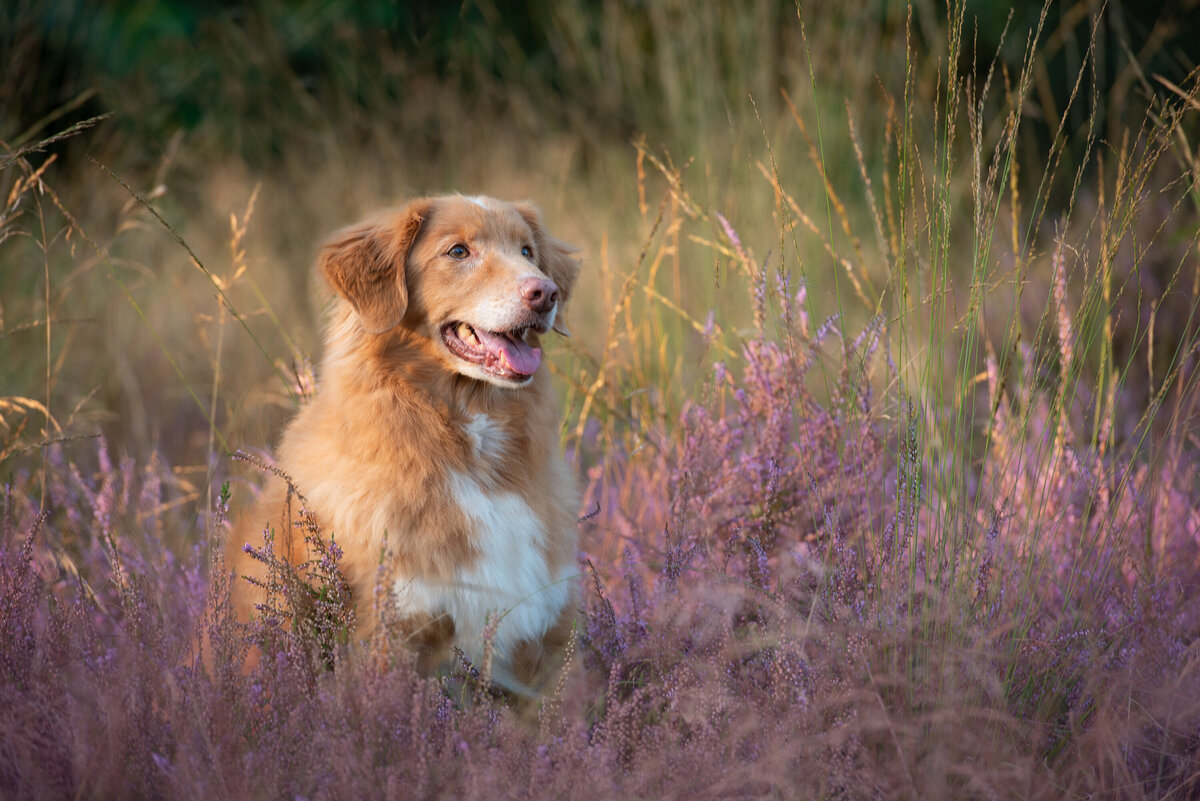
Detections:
1,0,1198,471
4,0,1198,174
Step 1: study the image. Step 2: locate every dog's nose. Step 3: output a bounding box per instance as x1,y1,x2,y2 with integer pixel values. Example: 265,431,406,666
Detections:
520,277,559,314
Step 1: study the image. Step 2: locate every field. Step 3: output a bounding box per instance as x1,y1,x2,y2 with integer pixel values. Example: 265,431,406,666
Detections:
3,1,1200,798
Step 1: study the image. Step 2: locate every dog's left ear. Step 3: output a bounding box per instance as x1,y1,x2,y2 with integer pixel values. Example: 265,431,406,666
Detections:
515,203,580,336
319,200,431,334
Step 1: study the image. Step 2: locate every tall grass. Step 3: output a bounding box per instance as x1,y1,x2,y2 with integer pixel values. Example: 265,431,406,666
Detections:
3,1,1200,798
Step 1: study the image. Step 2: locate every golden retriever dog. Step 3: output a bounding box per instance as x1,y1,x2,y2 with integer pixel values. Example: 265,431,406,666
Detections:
218,195,580,694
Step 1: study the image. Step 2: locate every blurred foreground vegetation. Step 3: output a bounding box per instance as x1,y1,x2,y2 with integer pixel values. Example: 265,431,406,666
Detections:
3,0,1198,471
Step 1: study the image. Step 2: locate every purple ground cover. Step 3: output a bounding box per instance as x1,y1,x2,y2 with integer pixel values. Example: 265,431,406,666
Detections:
3,285,1198,800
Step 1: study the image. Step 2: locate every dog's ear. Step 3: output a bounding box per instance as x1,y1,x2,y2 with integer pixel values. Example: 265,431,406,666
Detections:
319,201,431,334
515,203,580,336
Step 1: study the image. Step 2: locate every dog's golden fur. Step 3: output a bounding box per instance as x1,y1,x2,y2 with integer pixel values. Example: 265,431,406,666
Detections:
218,195,580,693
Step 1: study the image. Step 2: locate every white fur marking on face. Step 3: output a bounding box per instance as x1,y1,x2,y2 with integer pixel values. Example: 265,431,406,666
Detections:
390,472,569,673
471,295,527,331
464,414,507,463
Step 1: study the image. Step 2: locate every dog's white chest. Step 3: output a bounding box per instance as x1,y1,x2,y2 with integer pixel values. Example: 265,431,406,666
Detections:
463,413,507,463
390,469,569,669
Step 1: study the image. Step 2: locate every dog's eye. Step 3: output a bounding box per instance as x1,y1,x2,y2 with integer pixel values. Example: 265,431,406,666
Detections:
447,244,470,260
521,245,534,260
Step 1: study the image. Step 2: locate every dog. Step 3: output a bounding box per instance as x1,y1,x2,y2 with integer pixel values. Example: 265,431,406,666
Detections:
217,195,581,694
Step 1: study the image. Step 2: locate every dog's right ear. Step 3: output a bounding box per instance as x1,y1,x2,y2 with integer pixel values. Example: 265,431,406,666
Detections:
318,201,430,334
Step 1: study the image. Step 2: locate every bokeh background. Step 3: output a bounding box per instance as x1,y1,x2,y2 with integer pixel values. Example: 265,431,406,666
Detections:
4,0,1198,476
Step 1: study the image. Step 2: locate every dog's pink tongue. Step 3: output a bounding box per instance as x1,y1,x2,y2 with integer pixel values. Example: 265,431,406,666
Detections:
476,329,542,375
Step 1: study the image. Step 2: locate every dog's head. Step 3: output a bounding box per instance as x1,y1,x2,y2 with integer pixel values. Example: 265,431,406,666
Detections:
319,195,580,388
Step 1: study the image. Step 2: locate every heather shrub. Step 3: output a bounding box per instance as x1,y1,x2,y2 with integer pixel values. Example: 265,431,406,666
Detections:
9,295,1197,798
3,331,1200,798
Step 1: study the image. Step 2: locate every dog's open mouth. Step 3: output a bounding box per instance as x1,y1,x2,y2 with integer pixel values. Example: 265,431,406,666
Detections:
441,322,542,381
